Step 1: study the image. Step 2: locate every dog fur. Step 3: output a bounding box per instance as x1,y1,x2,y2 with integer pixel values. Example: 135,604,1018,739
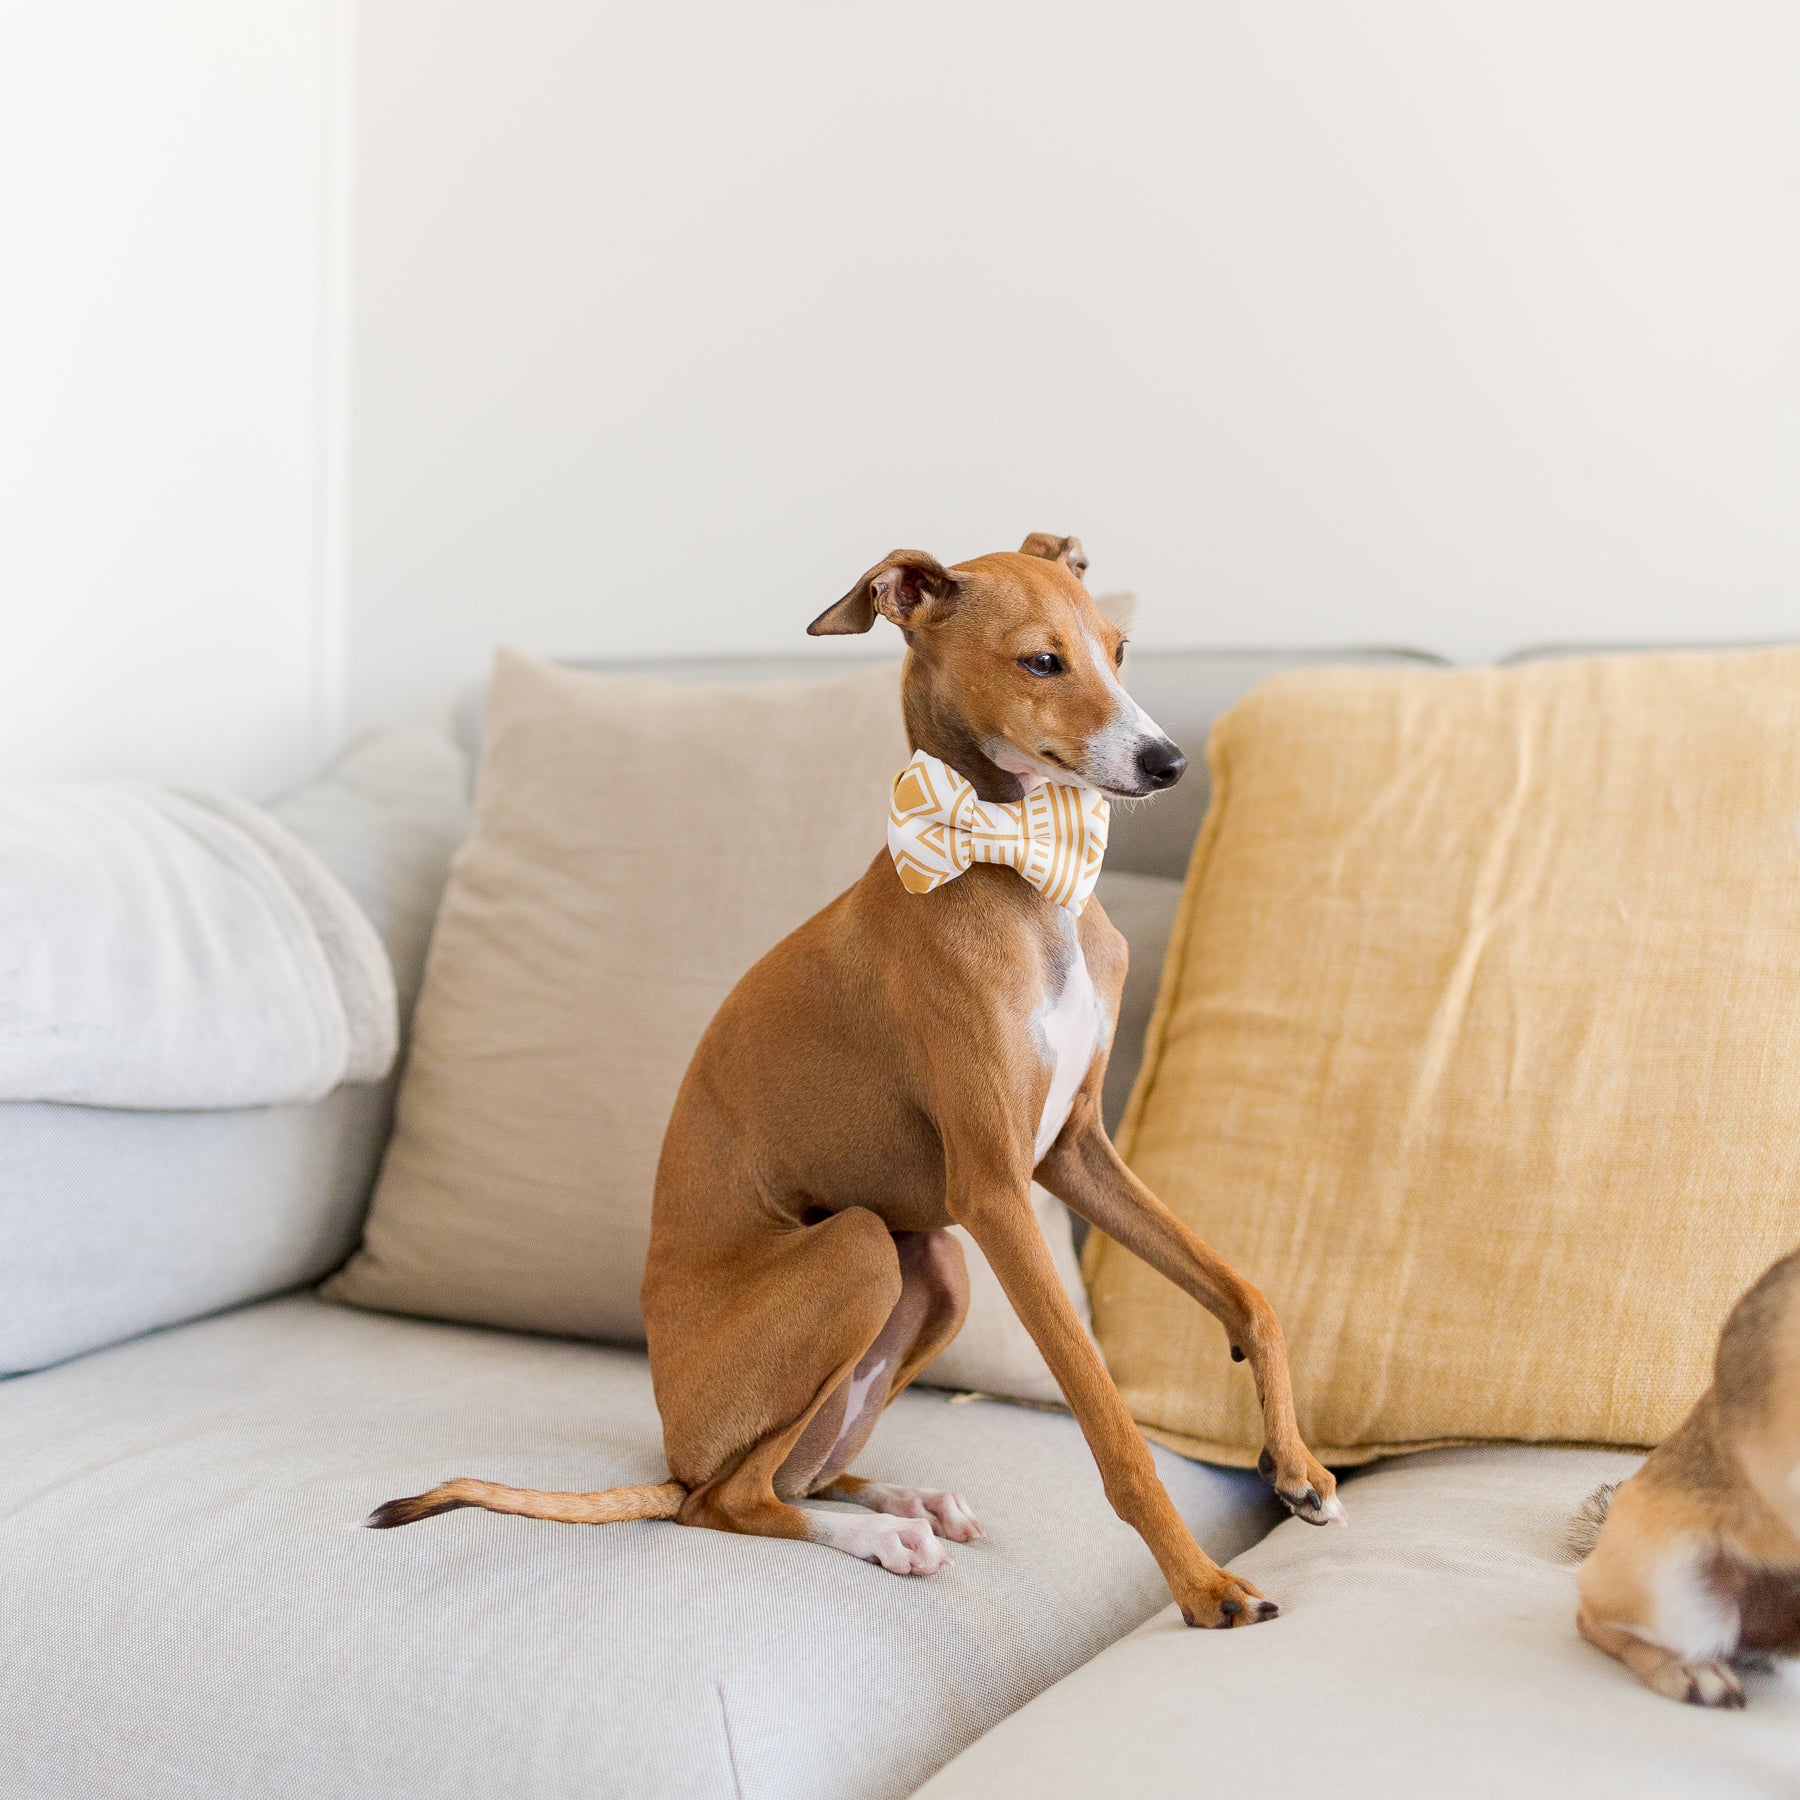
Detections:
1574,1246,1800,1705
370,535,1343,1627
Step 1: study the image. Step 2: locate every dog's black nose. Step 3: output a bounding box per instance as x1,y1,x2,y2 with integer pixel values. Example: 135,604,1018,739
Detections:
1136,739,1187,791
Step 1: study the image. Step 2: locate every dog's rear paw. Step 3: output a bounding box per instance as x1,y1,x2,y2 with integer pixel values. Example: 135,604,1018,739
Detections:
1653,1658,1745,1709
863,1517,953,1576
920,1489,983,1543
1179,1574,1279,1629
810,1509,952,1575
855,1482,984,1543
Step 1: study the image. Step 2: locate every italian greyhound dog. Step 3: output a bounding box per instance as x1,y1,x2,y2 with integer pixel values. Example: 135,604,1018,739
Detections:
370,534,1343,1627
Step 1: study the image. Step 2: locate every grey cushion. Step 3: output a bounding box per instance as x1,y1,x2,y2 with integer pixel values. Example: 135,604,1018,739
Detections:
1502,638,1796,664
1090,869,1184,1134
1098,646,1448,878
916,1444,1800,1800
0,1293,1277,1800
0,730,468,1375
452,646,1449,880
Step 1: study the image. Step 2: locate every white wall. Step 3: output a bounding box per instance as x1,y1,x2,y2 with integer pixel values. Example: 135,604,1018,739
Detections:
0,2,347,796
347,0,1799,736
6,5,1797,784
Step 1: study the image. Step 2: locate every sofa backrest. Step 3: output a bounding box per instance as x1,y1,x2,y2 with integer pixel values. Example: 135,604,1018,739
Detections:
453,645,1451,882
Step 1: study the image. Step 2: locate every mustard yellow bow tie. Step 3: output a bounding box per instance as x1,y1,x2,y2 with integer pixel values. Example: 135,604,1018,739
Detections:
887,750,1110,914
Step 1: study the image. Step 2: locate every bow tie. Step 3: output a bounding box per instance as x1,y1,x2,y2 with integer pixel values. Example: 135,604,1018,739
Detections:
886,750,1110,914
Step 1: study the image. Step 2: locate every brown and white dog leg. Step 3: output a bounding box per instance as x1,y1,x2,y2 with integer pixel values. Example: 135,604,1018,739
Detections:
1039,1102,1343,1527
949,1156,1276,1627
1578,1478,1747,1708
1579,1606,1745,1708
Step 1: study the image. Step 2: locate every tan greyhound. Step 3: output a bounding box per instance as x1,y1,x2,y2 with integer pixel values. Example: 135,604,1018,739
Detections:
370,534,1344,1627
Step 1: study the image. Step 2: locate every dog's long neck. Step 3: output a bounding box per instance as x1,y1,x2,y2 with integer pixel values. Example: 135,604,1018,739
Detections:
900,654,1024,806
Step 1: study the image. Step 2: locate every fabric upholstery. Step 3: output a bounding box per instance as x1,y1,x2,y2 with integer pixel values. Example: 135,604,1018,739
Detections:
1090,647,1800,1464
0,729,468,1375
915,1444,1800,1799
0,1294,1277,1800
447,645,1452,882
327,652,1093,1402
1098,646,1451,878
0,783,395,1108
1088,870,1182,1135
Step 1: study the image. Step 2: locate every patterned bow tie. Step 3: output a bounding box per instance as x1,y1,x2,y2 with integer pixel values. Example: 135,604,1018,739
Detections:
886,750,1110,914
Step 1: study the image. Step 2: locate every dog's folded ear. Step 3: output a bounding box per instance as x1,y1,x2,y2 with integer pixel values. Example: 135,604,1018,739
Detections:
1019,532,1089,578
808,549,961,636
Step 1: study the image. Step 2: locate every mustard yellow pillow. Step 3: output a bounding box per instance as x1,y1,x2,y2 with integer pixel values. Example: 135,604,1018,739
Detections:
1086,648,1800,1466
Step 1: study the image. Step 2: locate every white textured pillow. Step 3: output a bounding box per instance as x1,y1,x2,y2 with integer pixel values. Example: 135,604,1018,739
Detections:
0,730,469,1375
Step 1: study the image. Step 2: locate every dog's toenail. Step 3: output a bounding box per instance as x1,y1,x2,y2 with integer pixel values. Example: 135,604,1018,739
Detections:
1300,1487,1320,1510
1220,1599,1240,1617
1256,1600,1279,1619
1230,1345,1245,1361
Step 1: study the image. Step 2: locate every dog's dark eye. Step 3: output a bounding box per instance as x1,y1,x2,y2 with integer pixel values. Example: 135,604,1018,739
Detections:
1019,652,1065,678
1114,638,1128,668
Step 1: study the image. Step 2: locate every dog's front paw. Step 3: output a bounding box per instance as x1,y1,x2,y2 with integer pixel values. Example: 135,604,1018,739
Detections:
1178,1572,1279,1629
1653,1657,1745,1709
1257,1447,1347,1527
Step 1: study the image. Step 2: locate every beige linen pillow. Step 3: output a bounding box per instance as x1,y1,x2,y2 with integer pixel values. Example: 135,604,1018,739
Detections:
326,650,1091,1400
1087,647,1800,1467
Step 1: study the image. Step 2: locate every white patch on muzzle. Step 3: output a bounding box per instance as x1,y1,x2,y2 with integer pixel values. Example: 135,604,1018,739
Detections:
1077,629,1173,795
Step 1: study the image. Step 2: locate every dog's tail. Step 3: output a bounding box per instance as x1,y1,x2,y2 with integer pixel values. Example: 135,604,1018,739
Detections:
1563,1482,1617,1560
365,1477,687,1530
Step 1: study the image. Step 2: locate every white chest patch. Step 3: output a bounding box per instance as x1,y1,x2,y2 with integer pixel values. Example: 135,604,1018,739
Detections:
1031,929,1104,1162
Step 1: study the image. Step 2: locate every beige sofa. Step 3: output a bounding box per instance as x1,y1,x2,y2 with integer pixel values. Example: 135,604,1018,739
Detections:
5,645,1795,1800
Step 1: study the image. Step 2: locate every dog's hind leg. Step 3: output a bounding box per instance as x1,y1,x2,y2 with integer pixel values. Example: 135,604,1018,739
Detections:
1579,1606,1746,1708
810,1228,984,1542
1577,1474,1746,1707
646,1209,966,1574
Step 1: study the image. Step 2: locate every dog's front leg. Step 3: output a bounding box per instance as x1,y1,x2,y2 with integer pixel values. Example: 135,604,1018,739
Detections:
1038,1095,1344,1527
945,1143,1277,1628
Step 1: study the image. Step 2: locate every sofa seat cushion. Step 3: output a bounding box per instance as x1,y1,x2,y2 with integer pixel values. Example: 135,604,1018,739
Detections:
914,1444,1800,1800
0,1294,1276,1800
